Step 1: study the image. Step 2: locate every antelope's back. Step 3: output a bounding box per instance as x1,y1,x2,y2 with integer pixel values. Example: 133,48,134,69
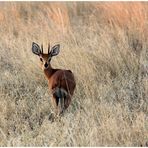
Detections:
51,69,76,96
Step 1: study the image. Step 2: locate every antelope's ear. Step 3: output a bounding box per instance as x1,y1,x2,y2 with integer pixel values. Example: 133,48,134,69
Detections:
32,42,41,56
50,44,60,56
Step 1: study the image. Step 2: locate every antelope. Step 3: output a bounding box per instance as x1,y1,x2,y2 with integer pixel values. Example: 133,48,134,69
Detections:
32,42,76,119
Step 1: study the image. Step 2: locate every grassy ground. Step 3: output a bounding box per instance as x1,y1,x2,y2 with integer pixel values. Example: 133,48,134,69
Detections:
0,2,148,146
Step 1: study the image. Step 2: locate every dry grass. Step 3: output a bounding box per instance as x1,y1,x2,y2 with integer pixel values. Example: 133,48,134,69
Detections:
0,2,148,146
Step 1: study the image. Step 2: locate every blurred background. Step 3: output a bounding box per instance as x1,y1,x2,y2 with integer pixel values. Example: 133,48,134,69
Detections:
0,2,148,146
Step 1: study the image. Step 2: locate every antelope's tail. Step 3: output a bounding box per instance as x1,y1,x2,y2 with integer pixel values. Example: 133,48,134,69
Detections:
58,88,68,115
52,87,68,115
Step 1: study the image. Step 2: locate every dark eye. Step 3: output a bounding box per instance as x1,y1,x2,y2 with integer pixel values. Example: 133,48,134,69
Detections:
40,58,43,62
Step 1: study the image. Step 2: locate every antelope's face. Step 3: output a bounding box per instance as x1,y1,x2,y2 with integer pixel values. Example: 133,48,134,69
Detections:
32,42,60,70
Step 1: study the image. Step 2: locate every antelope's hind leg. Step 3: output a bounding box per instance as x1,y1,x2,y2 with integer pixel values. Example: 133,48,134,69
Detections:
64,94,71,110
58,89,68,116
49,88,67,120
48,96,59,121
58,97,65,116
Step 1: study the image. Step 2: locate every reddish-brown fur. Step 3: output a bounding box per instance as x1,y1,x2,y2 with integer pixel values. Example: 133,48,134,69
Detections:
43,61,76,111
32,42,76,116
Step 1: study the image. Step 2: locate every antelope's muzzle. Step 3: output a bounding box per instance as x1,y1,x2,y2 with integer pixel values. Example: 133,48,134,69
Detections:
44,62,48,68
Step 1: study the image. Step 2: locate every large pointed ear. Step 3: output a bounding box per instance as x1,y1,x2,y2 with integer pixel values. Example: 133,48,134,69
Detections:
50,44,60,56
32,42,41,56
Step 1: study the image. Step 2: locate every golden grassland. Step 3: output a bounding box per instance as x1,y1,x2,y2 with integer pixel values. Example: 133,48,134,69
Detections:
0,2,148,146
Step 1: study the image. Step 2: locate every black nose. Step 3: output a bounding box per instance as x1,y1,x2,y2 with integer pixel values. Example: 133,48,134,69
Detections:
44,63,48,68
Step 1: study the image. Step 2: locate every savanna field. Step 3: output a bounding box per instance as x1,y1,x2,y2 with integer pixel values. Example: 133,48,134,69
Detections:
0,2,148,146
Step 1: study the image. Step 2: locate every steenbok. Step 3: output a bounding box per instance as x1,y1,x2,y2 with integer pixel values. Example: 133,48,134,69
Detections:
32,42,76,120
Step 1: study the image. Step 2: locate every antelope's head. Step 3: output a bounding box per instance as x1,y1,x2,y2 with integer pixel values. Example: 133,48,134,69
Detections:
32,42,60,70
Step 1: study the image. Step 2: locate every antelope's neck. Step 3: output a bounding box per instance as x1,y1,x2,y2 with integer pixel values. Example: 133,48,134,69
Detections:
44,66,54,80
